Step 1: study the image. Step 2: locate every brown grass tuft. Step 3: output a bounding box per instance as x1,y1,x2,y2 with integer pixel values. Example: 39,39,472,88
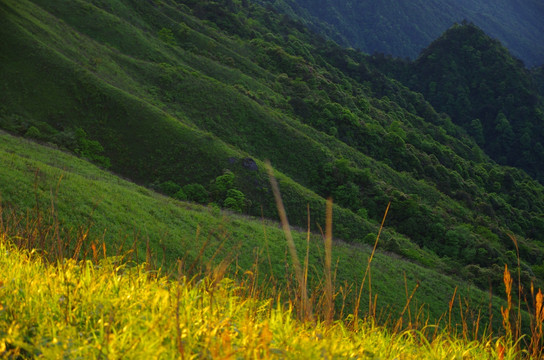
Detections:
352,201,391,331
501,264,513,337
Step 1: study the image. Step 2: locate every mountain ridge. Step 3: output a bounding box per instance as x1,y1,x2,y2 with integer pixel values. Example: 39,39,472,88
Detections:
260,0,544,67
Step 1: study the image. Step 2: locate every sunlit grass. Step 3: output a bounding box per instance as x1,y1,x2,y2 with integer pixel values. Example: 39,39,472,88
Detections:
0,235,522,359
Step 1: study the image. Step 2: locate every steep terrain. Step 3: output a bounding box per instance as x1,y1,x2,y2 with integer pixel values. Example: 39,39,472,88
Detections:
260,0,544,67
0,130,506,327
1,0,544,304
370,23,544,184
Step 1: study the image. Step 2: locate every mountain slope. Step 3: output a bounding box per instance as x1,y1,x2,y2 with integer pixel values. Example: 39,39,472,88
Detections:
0,130,510,328
1,0,544,295
370,23,544,183
260,0,544,67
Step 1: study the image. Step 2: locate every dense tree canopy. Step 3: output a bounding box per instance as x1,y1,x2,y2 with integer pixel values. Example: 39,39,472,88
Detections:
370,23,544,182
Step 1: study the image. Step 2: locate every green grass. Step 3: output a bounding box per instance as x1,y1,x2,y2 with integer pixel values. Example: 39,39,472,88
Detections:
0,130,524,334
2,0,544,288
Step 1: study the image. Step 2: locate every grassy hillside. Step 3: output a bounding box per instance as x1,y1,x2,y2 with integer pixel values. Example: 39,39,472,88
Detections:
1,134,541,358
0,131,509,329
1,0,544,321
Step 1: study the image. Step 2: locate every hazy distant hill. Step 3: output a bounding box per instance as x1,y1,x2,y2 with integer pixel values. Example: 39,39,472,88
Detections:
261,0,544,67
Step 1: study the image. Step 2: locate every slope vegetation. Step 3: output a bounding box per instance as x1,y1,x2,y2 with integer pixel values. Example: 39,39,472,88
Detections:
1,237,528,359
1,0,544,297
371,23,544,183
0,130,509,329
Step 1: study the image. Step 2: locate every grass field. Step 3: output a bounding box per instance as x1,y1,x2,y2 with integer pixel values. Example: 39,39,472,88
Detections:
1,131,536,338
1,227,538,358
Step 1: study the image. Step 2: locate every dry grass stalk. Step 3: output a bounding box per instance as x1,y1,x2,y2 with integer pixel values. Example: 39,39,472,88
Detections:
266,161,312,321
394,280,420,333
508,234,522,341
304,204,311,318
501,264,513,337
403,272,412,327
529,286,543,358
448,286,458,332
324,197,334,325
352,201,391,331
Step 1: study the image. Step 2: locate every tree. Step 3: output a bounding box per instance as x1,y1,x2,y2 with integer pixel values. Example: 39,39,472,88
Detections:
443,225,472,258
158,28,176,45
157,181,181,196
73,128,110,168
469,119,484,145
223,189,246,212
24,126,42,140
210,170,235,200
494,112,514,149
332,182,360,210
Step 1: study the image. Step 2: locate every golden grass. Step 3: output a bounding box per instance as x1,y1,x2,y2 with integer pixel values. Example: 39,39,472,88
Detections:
502,264,513,337
0,234,527,359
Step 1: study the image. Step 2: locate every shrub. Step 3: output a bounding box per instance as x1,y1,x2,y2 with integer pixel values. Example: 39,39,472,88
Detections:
74,128,111,168
223,188,245,212
210,170,235,200
157,181,181,196
158,28,176,45
183,183,209,203
24,126,42,140
173,189,187,201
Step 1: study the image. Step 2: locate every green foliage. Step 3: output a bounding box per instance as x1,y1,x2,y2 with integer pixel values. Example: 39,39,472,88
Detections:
223,188,245,212
157,180,182,196
362,233,377,246
210,170,235,199
443,225,473,259
173,189,187,201
469,119,485,145
373,23,544,182
182,183,209,204
0,111,110,168
158,27,176,45
24,125,42,140
332,182,360,211
74,128,111,168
